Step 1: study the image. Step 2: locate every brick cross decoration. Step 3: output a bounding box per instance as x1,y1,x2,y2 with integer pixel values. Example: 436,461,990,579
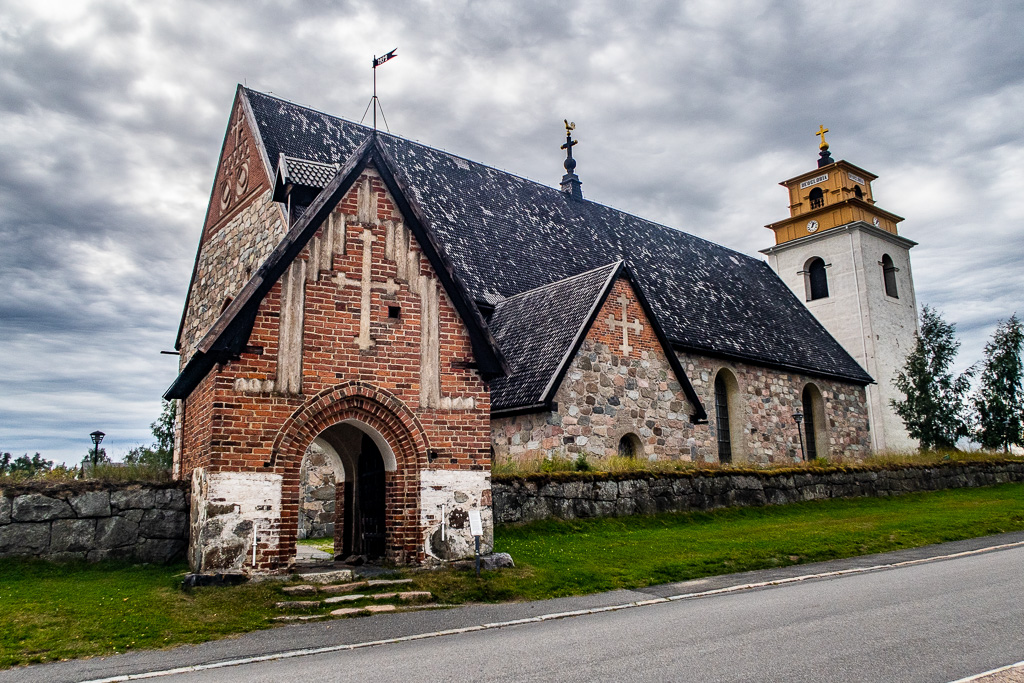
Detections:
336,228,398,349
607,295,642,356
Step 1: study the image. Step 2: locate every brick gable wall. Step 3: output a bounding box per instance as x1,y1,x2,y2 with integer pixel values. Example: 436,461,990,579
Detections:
178,100,285,361
179,167,492,571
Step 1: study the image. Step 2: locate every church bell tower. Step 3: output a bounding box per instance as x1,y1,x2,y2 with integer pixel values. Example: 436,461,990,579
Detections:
761,127,919,452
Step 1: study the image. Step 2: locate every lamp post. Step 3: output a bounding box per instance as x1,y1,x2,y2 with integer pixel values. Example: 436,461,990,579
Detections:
89,430,105,471
792,412,805,462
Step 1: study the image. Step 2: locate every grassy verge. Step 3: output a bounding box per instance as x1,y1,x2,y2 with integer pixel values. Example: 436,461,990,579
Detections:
2,483,1022,668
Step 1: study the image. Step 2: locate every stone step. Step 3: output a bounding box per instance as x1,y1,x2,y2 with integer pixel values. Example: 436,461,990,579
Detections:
321,591,432,605
281,584,318,595
273,614,329,622
329,603,441,618
295,568,354,584
320,581,369,594
366,578,414,587
275,600,320,609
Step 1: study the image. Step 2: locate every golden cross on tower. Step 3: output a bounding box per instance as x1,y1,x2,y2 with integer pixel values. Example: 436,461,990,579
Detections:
815,124,829,150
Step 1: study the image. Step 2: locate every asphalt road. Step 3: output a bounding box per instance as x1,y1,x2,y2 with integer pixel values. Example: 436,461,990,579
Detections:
4,534,1023,683
155,543,1024,683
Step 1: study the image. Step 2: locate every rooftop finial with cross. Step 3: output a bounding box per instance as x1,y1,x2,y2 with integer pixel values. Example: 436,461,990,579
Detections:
561,120,578,173
815,124,830,150
559,120,583,200
815,124,834,168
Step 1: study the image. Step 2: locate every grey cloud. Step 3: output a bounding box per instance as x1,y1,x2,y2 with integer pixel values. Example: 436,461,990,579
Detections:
1,0,1021,462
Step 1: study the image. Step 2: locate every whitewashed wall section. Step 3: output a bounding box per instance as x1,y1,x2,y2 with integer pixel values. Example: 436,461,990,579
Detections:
188,468,282,573
420,469,492,562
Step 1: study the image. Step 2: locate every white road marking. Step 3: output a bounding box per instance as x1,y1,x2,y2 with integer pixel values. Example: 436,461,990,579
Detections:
947,660,1024,683
77,540,1024,683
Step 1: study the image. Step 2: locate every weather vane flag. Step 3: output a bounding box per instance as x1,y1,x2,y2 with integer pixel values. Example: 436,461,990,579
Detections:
362,48,398,132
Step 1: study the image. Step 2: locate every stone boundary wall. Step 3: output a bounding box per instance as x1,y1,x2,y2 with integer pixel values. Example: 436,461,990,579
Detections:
492,461,1024,524
0,481,190,564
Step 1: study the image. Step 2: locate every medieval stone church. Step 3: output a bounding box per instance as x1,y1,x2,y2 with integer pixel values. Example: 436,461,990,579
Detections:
167,86,917,573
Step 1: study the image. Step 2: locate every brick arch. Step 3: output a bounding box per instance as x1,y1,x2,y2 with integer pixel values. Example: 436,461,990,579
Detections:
269,381,430,567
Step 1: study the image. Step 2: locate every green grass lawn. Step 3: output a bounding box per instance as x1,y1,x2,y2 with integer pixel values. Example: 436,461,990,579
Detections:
2,483,1022,668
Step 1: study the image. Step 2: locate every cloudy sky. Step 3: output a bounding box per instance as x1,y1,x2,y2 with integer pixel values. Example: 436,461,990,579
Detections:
2,0,1022,464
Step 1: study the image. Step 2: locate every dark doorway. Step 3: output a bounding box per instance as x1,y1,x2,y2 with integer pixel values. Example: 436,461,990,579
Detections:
355,434,386,559
802,386,818,461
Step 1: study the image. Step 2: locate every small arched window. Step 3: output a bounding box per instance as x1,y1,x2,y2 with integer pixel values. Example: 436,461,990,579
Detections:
853,185,863,199
806,257,829,301
809,187,824,209
618,433,642,459
881,254,899,298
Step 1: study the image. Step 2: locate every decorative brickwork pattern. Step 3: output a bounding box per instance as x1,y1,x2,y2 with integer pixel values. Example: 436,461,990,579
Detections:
179,168,491,571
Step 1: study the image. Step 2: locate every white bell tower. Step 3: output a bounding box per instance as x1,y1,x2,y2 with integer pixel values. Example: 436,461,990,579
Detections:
761,128,919,452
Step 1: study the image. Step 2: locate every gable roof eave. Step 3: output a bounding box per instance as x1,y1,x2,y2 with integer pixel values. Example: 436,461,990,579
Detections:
369,142,509,378
165,133,509,400
165,135,377,400
489,262,708,423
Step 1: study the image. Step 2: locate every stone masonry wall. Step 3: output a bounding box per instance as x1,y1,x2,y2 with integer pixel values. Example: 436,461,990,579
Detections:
299,442,336,540
492,278,698,464
0,482,189,563
678,352,871,464
493,461,1024,524
179,188,286,361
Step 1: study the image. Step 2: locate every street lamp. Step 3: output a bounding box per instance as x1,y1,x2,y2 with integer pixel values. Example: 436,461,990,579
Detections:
792,412,805,462
89,430,105,470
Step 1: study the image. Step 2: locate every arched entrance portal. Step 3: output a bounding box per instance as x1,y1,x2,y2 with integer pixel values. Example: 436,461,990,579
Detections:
270,382,428,569
301,424,394,562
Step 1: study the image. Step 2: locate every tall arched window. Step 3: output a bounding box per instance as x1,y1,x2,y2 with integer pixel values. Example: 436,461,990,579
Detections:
881,254,899,298
806,257,829,301
801,384,827,461
809,187,824,209
714,373,732,464
853,185,863,199
713,368,744,464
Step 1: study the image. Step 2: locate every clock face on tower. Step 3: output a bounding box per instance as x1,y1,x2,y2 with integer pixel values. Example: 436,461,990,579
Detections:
872,217,880,227
806,220,819,233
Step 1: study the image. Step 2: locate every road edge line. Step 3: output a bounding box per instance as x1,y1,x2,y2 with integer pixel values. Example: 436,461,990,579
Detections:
77,539,1024,683
947,659,1024,683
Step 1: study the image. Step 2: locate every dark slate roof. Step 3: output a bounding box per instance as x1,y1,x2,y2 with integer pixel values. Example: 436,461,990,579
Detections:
488,262,619,412
243,87,872,386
